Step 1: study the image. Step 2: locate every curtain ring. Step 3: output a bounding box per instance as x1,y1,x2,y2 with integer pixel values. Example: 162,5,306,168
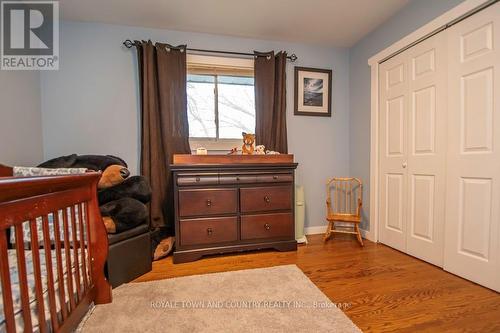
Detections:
165,46,171,52
266,55,271,60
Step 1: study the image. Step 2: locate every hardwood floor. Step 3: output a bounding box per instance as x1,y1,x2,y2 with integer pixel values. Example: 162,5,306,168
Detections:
135,234,500,332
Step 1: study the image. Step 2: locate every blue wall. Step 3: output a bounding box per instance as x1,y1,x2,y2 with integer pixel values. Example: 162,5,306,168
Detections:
348,0,466,231
0,71,43,166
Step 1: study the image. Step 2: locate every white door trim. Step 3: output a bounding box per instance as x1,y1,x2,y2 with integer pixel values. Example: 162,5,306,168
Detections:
367,0,491,243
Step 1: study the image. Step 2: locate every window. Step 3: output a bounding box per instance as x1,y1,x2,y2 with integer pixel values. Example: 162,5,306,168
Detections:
187,55,255,150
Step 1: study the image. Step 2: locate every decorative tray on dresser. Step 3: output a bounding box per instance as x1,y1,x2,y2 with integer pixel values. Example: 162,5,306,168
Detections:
171,154,299,263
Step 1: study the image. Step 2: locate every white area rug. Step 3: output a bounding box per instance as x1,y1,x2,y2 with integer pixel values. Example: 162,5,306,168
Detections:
81,265,360,332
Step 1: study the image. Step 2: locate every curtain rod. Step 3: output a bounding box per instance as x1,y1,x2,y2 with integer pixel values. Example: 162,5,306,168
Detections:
123,39,298,62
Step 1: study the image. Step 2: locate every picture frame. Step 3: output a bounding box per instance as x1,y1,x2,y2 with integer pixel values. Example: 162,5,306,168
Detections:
294,66,332,117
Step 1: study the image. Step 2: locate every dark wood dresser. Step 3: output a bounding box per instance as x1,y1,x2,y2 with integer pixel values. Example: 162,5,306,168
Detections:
171,155,298,263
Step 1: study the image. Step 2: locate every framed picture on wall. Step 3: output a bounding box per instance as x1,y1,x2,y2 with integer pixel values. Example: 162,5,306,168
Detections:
294,67,332,117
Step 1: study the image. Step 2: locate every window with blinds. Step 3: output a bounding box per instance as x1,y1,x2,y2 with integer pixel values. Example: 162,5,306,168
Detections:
186,54,255,150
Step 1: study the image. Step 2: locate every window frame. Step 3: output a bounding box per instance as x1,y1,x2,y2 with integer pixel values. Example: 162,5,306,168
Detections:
186,54,255,152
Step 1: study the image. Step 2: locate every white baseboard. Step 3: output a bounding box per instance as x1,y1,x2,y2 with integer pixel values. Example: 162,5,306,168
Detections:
303,224,374,241
361,228,376,242
304,225,327,235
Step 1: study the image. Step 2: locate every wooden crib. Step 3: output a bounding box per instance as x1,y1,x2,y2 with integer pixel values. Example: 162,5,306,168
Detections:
0,166,111,332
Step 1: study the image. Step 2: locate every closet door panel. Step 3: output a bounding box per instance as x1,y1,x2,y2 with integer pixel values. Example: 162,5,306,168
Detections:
444,2,500,292
379,53,408,252
406,33,447,267
461,68,493,152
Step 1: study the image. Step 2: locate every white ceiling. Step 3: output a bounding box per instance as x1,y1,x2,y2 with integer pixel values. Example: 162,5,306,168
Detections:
60,0,410,47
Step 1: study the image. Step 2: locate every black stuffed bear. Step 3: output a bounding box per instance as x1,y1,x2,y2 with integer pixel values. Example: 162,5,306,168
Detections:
38,154,152,234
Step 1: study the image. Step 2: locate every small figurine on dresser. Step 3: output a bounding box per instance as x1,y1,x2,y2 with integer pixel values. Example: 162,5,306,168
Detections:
255,145,266,154
241,132,255,154
227,132,281,155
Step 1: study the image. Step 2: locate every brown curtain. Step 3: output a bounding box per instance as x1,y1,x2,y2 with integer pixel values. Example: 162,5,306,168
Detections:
254,51,288,153
136,41,191,234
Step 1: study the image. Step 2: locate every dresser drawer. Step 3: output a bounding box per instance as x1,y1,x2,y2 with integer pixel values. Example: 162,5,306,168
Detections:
241,213,293,240
180,217,237,246
178,188,237,217
177,175,218,186
256,173,293,183
219,174,257,184
240,186,292,213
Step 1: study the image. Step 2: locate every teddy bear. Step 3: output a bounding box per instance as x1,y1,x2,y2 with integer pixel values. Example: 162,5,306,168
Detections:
254,145,266,155
38,154,152,234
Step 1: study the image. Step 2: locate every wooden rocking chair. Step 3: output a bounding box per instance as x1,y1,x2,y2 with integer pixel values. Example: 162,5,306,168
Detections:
324,177,364,246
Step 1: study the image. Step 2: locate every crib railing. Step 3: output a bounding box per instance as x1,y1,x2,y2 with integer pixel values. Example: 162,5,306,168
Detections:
0,173,111,333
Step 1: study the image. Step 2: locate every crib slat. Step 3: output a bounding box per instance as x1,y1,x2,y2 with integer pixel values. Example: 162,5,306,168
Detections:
29,220,47,333
14,224,33,331
84,202,92,285
70,205,82,300
0,230,16,333
62,208,76,311
79,203,88,290
41,215,59,331
53,211,68,320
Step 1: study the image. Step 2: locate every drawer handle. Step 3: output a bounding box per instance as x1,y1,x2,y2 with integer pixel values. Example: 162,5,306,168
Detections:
264,195,271,203
206,199,212,207
264,223,271,230
273,175,278,180
207,227,213,235
196,176,201,182
236,176,240,181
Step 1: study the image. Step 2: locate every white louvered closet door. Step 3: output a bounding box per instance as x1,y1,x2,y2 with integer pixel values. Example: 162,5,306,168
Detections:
444,1,500,292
